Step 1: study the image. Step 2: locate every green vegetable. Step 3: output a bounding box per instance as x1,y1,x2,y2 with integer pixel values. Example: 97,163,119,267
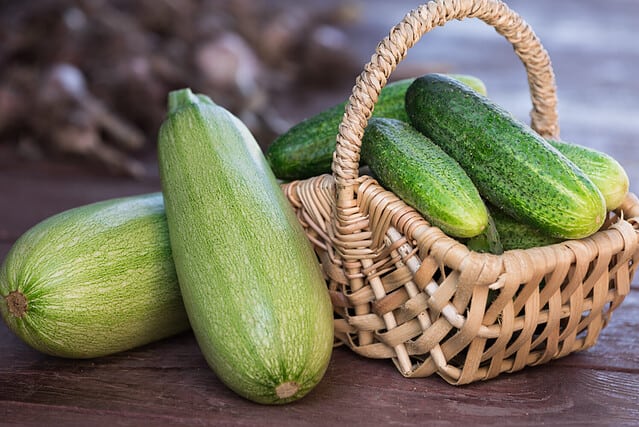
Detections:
0,193,189,358
465,210,503,254
491,207,563,250
265,74,487,181
547,139,629,210
406,73,606,240
362,117,488,238
467,205,562,252
157,89,333,405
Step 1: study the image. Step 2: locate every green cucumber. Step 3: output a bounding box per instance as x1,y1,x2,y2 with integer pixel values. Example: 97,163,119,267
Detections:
467,205,562,252
361,117,488,238
465,210,503,254
0,193,189,359
547,139,629,210
490,207,563,250
158,89,333,404
406,73,606,240
266,74,487,181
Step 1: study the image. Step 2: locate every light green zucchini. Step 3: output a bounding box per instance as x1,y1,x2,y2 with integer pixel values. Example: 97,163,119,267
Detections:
0,193,189,358
157,89,334,404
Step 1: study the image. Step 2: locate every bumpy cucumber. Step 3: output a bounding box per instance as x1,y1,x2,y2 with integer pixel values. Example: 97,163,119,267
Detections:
266,74,487,180
361,117,487,238
406,73,606,240
0,193,189,358
158,89,333,404
467,205,562,252
547,139,629,210
465,211,503,254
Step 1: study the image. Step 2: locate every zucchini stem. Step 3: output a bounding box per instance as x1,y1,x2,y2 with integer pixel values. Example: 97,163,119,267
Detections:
275,381,299,400
167,88,215,114
5,290,27,318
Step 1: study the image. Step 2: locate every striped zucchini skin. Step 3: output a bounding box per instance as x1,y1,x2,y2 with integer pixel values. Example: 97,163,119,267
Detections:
547,139,629,210
362,118,488,238
158,89,333,405
0,193,189,358
265,74,487,181
406,73,606,240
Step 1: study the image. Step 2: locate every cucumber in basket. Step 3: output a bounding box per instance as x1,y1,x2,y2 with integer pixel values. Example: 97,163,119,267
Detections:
158,89,333,404
547,139,629,210
467,205,563,252
0,193,190,359
362,117,488,238
406,73,606,240
265,74,487,181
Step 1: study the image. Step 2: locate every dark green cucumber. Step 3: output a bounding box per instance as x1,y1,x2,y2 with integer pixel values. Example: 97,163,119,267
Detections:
491,207,563,250
465,210,503,254
547,139,629,210
158,89,333,404
361,117,488,238
0,193,189,358
406,73,606,240
467,205,562,252
266,74,487,181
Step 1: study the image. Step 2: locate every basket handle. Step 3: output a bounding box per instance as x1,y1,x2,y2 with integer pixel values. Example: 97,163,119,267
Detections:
331,0,559,256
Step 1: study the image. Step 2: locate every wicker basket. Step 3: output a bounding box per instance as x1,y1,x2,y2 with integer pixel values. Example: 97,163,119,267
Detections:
281,0,639,385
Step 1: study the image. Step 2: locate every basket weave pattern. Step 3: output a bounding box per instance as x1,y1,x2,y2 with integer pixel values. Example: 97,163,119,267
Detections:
282,0,639,384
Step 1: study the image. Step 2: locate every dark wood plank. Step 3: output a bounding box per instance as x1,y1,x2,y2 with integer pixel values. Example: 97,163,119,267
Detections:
0,156,161,243
1,339,638,426
1,291,637,426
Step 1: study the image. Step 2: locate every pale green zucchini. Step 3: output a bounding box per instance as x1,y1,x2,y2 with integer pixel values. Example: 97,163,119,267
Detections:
0,193,189,358
157,89,334,405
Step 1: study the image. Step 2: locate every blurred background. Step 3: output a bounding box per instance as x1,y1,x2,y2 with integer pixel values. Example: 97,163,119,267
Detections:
0,0,637,187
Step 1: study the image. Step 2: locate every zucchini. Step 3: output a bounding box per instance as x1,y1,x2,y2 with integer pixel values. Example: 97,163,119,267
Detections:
266,74,487,181
361,117,488,238
547,139,629,210
158,89,333,404
0,193,189,358
406,73,606,240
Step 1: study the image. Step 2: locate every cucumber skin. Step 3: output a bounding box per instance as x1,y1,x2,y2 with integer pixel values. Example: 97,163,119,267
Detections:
0,193,190,359
362,118,488,238
547,139,629,210
158,89,333,405
467,206,562,252
491,207,562,250
406,73,606,240
265,74,487,181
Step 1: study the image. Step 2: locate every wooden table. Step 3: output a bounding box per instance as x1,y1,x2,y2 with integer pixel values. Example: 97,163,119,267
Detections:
1,1,638,425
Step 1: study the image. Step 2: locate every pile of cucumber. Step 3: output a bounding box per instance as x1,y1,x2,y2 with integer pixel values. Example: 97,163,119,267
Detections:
267,73,629,251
